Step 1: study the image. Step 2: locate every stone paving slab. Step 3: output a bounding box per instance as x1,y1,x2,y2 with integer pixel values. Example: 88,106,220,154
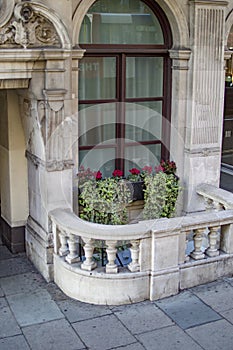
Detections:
0,246,15,260
155,291,221,330
23,319,85,350
0,335,30,350
191,280,233,313
186,319,233,350
0,272,46,296
0,256,35,278
0,297,22,338
113,343,145,350
136,325,203,350
114,301,174,335
57,299,112,323
72,314,136,350
6,289,64,327
219,308,233,324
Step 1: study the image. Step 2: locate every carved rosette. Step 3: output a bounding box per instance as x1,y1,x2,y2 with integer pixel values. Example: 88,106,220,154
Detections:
0,2,61,48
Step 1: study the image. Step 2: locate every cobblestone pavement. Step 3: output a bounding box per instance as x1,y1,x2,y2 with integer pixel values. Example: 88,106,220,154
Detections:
1,238,233,350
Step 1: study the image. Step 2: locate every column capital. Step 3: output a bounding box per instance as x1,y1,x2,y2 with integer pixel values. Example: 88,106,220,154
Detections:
169,49,191,70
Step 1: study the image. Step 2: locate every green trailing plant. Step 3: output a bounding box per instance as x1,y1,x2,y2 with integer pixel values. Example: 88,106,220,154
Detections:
79,177,132,225
143,172,180,220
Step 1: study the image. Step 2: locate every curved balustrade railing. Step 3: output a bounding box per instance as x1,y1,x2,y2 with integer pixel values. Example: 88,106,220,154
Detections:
50,185,233,305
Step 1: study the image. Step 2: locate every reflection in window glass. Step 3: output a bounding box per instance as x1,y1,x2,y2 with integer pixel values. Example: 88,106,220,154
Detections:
79,0,164,45
126,57,163,98
125,144,161,173
79,57,116,100
125,101,162,141
79,103,116,146
79,148,116,178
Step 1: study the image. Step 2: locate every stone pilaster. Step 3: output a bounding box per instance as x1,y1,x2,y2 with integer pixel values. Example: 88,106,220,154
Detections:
184,0,227,213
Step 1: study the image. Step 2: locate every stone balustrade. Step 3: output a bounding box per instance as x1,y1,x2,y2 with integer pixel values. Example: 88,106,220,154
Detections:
196,183,233,210
50,184,233,305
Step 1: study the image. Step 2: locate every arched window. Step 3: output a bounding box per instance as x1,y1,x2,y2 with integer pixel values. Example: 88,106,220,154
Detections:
78,0,172,177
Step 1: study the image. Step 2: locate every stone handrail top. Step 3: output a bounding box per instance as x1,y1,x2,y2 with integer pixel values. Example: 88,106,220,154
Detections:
50,207,233,241
49,208,151,240
196,183,233,209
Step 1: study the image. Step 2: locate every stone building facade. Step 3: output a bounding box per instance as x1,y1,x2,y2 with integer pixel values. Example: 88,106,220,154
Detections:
0,0,233,282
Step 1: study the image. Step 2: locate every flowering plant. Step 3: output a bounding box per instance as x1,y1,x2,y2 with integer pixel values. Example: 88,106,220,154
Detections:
112,169,123,178
155,160,177,175
127,168,141,182
94,170,102,180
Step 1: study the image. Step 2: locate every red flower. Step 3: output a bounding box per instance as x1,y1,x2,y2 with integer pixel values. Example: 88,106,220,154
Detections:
94,170,102,180
112,169,123,177
129,168,140,175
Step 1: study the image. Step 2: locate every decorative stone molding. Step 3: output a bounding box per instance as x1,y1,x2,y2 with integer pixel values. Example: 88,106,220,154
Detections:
0,2,60,49
169,49,191,70
0,0,14,27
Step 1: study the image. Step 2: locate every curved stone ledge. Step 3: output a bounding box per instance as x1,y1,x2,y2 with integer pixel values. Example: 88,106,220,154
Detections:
54,255,150,305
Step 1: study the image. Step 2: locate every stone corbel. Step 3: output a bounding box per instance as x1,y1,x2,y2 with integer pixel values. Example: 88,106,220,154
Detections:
169,49,191,70
43,89,67,112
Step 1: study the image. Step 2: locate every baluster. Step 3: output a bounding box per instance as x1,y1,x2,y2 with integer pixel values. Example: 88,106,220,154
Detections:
59,229,69,257
81,238,97,271
128,240,140,272
205,226,220,257
65,234,80,264
185,235,190,263
106,240,118,274
190,228,205,260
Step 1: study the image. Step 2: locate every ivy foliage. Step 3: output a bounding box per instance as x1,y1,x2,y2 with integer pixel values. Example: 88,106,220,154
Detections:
143,172,180,220
79,178,132,225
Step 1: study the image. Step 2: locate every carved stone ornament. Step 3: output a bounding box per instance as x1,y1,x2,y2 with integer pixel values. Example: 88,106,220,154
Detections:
0,2,61,48
0,0,14,27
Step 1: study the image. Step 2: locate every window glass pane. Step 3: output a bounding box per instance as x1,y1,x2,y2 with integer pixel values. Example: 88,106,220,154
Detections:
79,57,116,100
125,101,162,141
79,103,116,146
126,57,163,98
79,0,164,45
79,148,116,178
125,144,161,173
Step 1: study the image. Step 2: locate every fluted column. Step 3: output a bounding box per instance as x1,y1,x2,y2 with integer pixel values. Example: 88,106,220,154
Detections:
184,0,227,213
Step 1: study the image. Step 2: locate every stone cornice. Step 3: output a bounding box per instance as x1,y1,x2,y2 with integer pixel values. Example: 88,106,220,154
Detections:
189,0,228,6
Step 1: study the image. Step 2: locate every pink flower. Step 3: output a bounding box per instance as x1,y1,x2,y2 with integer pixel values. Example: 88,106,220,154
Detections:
129,168,140,175
112,169,123,178
94,170,102,180
155,164,165,173
142,166,152,174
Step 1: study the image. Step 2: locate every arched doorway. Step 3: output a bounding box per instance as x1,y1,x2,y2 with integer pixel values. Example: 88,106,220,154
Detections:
77,0,172,177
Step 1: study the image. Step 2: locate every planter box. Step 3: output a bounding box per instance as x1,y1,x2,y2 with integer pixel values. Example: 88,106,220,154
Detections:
130,181,144,201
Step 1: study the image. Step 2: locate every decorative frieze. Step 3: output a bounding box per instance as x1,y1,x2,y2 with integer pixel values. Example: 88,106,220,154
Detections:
0,2,60,49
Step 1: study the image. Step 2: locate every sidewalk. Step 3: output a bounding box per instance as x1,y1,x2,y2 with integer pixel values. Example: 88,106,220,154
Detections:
1,238,233,350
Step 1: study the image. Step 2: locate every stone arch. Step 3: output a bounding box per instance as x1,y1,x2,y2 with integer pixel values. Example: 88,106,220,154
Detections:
225,9,233,48
28,2,71,49
72,0,189,49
